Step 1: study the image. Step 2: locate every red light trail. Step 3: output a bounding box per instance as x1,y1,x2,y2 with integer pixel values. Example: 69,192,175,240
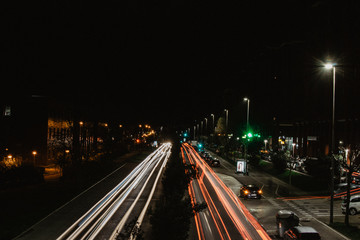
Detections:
182,143,271,240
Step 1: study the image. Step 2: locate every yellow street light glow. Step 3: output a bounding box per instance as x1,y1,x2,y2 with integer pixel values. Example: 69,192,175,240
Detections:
32,151,37,155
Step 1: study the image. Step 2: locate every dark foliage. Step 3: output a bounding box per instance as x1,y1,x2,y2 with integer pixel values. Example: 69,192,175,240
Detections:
304,155,335,179
0,165,44,189
249,154,261,167
150,138,193,240
271,152,288,172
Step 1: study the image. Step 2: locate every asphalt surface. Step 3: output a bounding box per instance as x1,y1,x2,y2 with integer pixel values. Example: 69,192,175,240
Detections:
14,145,171,240
206,149,350,240
182,143,271,240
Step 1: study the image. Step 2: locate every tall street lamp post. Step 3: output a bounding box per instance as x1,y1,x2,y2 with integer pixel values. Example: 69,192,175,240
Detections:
211,114,215,134
32,151,37,166
204,118,208,136
325,63,336,224
224,109,229,135
243,98,250,174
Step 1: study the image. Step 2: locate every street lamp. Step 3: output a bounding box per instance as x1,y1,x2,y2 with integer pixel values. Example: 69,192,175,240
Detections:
243,98,250,175
194,125,196,140
325,62,336,224
32,151,37,166
224,109,229,135
264,139,268,151
211,114,215,134
292,143,296,157
243,98,250,130
204,118,208,136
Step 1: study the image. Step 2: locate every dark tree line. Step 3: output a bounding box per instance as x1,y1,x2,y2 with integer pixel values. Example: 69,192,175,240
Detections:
149,133,207,240
149,138,193,240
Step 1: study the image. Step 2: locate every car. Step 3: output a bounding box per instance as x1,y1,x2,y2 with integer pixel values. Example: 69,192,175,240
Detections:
205,155,213,162
283,226,321,240
341,194,360,215
239,184,262,199
276,210,299,237
210,158,220,167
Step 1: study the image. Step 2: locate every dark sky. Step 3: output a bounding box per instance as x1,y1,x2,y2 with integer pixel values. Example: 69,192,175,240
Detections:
2,1,360,127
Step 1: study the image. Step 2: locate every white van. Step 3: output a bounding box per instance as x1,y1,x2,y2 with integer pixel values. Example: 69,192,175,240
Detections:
341,194,360,215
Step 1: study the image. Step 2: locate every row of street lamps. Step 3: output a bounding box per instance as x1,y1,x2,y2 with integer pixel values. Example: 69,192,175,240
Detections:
186,97,251,141
185,62,337,224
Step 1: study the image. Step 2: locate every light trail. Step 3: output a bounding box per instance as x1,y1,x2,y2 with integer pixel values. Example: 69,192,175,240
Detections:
182,143,271,240
276,186,360,201
57,143,172,240
189,183,205,240
183,145,227,239
125,148,171,240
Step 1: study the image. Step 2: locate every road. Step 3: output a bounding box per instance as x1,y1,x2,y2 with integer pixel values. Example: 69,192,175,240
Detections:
204,149,349,240
15,143,171,240
182,143,271,240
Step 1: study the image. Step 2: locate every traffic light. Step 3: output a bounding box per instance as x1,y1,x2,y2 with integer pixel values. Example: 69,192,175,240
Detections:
243,131,261,141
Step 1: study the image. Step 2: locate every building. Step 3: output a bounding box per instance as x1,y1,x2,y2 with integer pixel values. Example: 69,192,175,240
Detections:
272,118,360,157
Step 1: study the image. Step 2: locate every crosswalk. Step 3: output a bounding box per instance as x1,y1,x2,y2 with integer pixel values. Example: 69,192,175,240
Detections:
267,198,344,218
287,199,343,217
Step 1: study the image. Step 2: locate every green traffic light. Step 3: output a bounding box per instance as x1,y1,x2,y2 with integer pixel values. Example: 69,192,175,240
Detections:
247,132,253,138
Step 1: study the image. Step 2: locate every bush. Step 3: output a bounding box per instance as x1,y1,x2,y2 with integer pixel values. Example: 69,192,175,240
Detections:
249,154,261,167
304,156,332,178
150,138,193,240
272,152,288,172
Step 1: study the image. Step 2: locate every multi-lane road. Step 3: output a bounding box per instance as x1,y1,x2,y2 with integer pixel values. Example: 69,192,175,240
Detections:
14,142,350,240
182,143,271,240
15,143,171,240
185,145,349,240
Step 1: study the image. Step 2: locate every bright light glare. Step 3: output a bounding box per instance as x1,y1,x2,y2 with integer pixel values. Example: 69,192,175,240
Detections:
243,97,248,101
325,63,333,69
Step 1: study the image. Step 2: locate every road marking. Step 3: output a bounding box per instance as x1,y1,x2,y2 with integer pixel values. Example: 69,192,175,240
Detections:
267,198,281,209
13,163,127,239
284,201,312,218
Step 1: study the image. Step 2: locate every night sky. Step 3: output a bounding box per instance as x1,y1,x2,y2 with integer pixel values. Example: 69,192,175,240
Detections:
2,1,360,128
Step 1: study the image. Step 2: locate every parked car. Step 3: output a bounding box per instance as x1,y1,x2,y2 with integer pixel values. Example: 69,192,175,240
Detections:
239,184,262,199
283,226,321,240
341,194,360,215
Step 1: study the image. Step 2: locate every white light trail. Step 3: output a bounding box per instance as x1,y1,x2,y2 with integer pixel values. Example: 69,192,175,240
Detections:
57,143,172,240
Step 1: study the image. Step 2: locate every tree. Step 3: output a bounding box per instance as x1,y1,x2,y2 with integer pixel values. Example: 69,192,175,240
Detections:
150,139,193,240
272,151,288,172
337,146,360,226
